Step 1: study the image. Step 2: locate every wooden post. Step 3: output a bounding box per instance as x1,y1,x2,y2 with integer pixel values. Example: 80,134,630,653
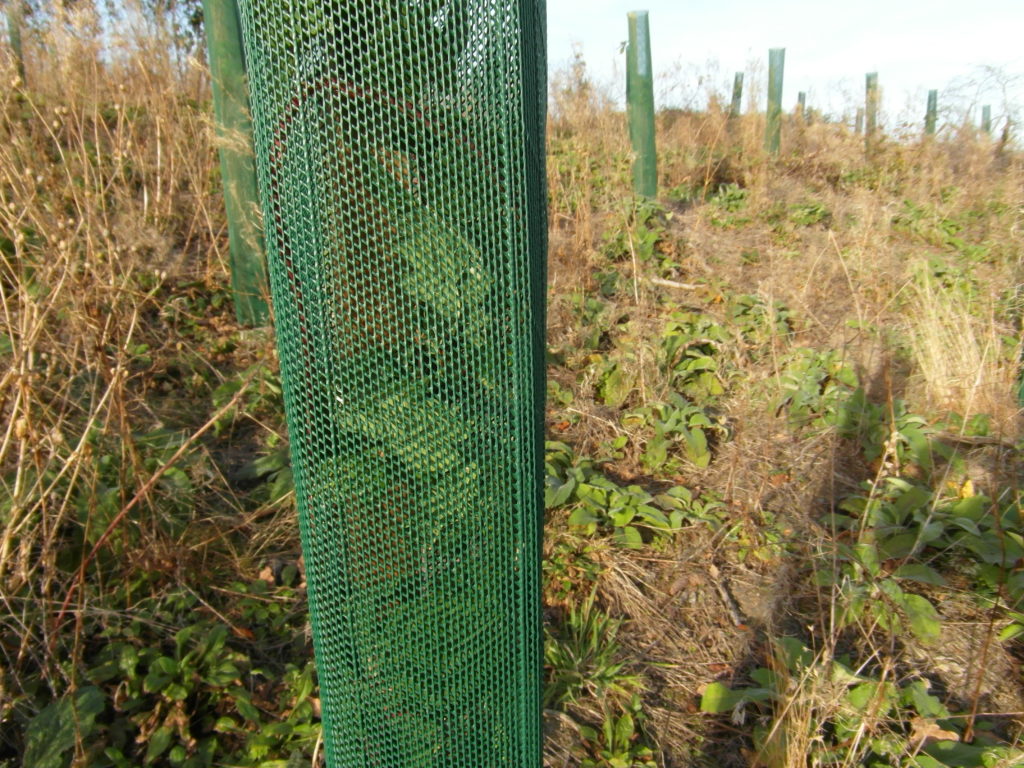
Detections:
765,48,784,154
202,0,270,326
626,11,657,198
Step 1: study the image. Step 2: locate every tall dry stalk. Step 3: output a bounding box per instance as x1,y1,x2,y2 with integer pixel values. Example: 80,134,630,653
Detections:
0,0,225,696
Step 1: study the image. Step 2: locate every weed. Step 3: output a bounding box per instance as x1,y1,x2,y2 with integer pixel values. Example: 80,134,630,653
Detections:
545,594,643,708
577,696,657,768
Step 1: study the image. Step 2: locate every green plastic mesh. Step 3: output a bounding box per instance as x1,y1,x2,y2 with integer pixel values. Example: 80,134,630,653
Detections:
233,1,547,765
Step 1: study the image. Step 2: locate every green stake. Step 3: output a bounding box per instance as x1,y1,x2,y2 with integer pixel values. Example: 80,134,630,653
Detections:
765,48,784,154
730,71,743,118
626,10,657,198
925,89,937,136
855,107,864,135
202,0,270,326
797,91,806,115
865,72,879,151
982,105,992,134
6,0,24,84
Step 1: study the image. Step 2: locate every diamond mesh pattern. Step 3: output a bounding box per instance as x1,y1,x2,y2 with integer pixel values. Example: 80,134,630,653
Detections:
233,1,547,765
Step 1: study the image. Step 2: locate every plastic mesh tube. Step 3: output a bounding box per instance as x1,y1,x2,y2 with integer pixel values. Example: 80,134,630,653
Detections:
234,1,547,765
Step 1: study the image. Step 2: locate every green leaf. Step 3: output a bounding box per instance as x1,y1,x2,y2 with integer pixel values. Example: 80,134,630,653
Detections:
681,427,710,468
653,493,686,511
774,636,814,671
144,725,174,765
614,712,635,748
164,682,190,701
546,475,577,509
233,690,261,722
999,622,1024,642
750,667,778,689
236,449,291,482
922,739,994,767
615,526,644,549
635,505,670,529
951,517,982,537
853,542,881,576
24,687,105,768
951,495,989,522
700,682,743,713
901,679,949,718
568,507,602,527
214,716,239,733
845,681,896,714
892,564,946,586
609,508,636,527
899,593,942,643
877,533,919,560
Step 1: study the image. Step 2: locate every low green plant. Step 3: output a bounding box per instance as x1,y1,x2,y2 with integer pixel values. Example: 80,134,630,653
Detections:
14,580,320,768
544,533,603,605
709,183,747,212
776,348,859,430
602,199,671,264
624,394,727,471
727,294,793,348
567,475,676,549
707,183,750,228
577,696,657,768
212,361,284,436
788,200,831,227
826,477,1024,643
700,637,1022,767
545,441,718,547
594,356,639,409
234,444,294,503
659,310,728,401
892,199,966,251
544,594,643,708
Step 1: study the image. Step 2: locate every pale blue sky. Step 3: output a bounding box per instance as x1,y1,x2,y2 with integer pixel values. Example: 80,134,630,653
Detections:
547,1,1023,127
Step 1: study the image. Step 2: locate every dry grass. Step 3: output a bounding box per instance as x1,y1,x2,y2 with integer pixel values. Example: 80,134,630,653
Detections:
904,267,1019,428
545,57,1024,768
0,2,289,711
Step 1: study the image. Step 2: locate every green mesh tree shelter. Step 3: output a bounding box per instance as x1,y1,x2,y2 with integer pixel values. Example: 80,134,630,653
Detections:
626,10,657,198
925,89,938,136
764,48,784,155
730,72,743,118
234,1,547,765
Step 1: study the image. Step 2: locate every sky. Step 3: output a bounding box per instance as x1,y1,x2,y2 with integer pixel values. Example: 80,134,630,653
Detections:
546,0,1024,128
